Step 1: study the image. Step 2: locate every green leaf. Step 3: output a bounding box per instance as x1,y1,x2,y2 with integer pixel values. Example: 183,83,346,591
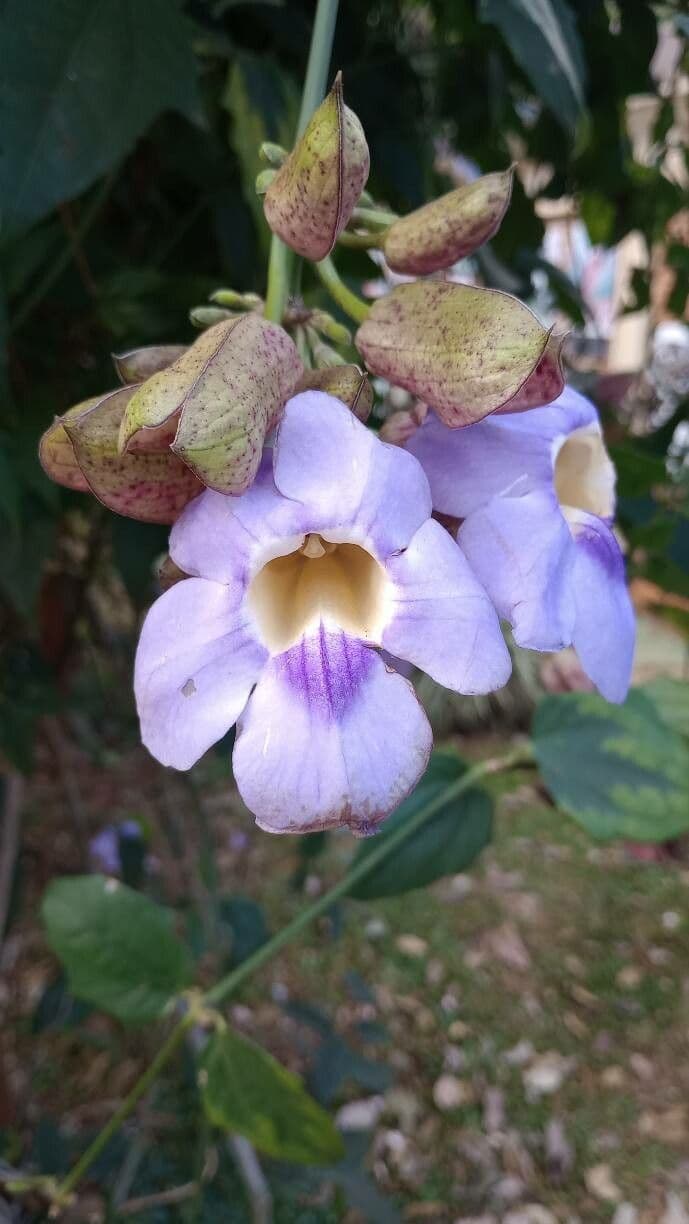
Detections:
199,1028,344,1164
223,53,298,239
533,691,689,842
348,751,493,900
640,677,689,741
42,875,192,1024
0,0,200,238
480,0,586,135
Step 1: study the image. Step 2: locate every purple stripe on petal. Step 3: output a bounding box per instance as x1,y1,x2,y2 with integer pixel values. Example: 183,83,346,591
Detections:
233,626,431,834
276,623,376,721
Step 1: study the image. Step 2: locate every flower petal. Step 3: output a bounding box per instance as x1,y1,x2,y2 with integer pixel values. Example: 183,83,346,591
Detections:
169,459,311,586
273,391,431,556
407,387,602,519
135,578,267,770
382,519,511,693
233,626,432,834
567,509,635,703
407,411,552,518
458,488,577,652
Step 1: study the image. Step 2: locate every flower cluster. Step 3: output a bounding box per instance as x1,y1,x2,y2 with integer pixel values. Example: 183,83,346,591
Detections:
39,71,635,835
135,392,510,834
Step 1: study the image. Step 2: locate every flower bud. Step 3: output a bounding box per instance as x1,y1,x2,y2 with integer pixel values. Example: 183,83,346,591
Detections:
255,168,277,195
189,305,238,329
40,388,202,522
382,168,514,276
210,289,263,310
296,365,373,421
119,315,304,494
112,345,186,385
40,399,99,492
157,554,188,591
497,332,565,413
356,281,550,427
263,72,370,260
306,327,346,368
259,142,288,167
309,309,352,346
379,403,428,446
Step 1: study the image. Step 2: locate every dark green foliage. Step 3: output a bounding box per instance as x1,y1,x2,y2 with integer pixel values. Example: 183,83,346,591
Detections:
349,751,493,899
0,0,201,238
533,690,689,842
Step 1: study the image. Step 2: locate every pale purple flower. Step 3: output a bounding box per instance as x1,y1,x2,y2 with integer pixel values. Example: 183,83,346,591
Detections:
88,820,145,875
135,391,511,835
406,387,635,703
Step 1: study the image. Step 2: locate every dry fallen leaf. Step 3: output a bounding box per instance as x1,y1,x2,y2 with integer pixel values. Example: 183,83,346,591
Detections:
584,1162,622,1204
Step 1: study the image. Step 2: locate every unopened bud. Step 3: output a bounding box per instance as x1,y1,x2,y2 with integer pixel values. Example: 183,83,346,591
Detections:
306,327,346,368
356,280,550,427
383,167,514,276
263,72,370,260
112,345,187,385
296,365,373,422
119,315,303,495
189,306,238,329
259,142,288,167
210,289,263,310
309,310,352,346
255,169,277,196
158,554,188,591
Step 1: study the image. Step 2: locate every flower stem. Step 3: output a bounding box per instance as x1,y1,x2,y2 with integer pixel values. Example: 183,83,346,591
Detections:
263,0,340,323
52,744,532,1204
315,255,371,324
351,205,398,228
337,230,385,250
56,1016,193,1202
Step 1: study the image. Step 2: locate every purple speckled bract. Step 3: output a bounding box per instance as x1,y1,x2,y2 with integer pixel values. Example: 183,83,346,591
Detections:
276,623,375,721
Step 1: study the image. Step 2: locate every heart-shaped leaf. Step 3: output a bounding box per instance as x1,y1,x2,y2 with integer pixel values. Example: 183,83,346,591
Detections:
119,315,303,494
199,1027,344,1164
384,168,514,275
533,690,689,841
264,72,370,261
296,365,373,421
42,875,192,1024
356,281,550,426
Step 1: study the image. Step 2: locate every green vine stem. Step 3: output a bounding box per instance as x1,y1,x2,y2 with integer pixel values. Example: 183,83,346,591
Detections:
350,205,398,228
263,0,340,323
337,229,385,250
48,744,533,1206
315,254,371,324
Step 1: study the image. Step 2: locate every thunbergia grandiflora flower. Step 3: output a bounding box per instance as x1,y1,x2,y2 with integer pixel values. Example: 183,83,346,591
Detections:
406,387,635,703
135,391,511,834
